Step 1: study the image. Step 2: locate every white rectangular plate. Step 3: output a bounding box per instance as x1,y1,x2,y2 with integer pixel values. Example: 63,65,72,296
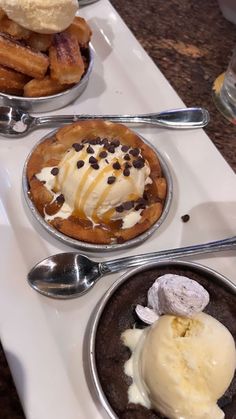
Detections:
0,1,236,418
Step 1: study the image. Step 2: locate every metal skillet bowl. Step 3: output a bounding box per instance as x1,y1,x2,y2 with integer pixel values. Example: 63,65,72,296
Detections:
87,259,236,419
0,45,94,113
22,129,173,253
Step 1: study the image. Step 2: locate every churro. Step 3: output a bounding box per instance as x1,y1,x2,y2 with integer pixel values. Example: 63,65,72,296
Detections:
27,32,53,52
0,33,49,78
24,76,69,97
49,32,85,84
66,16,92,47
0,64,29,95
0,15,30,39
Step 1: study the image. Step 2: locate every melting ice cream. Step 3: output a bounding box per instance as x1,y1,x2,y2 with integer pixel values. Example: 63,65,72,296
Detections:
122,275,236,418
36,139,152,229
122,313,236,419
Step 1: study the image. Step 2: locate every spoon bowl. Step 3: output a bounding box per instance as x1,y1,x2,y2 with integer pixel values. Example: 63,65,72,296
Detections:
0,106,34,136
28,236,236,299
0,105,210,137
29,254,101,298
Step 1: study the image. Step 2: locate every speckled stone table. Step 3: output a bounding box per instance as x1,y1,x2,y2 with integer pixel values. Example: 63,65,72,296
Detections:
1,0,235,418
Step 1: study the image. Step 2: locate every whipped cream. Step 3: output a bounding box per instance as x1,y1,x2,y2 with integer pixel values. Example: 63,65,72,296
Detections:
36,140,152,229
136,274,210,323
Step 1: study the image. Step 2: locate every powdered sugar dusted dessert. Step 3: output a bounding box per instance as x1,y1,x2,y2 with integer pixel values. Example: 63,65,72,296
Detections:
136,273,210,324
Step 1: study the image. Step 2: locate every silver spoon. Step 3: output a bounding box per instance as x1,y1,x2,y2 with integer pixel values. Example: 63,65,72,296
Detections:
79,0,100,5
28,236,236,299
0,106,210,138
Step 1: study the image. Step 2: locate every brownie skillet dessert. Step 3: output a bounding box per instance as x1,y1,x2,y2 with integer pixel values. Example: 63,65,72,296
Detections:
95,264,236,418
26,120,168,245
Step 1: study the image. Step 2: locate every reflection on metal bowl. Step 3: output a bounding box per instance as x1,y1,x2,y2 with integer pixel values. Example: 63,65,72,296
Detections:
0,45,94,113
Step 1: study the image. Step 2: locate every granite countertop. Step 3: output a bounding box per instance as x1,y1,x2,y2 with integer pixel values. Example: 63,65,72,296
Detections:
1,0,235,418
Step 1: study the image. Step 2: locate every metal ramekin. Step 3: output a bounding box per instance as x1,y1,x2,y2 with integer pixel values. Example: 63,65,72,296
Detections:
87,260,236,419
22,129,173,253
0,45,94,113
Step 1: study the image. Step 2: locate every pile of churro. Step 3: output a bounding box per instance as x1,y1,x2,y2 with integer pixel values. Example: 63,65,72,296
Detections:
0,2,92,97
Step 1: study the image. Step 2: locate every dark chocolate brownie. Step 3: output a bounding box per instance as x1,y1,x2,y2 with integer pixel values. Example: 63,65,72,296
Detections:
95,263,236,419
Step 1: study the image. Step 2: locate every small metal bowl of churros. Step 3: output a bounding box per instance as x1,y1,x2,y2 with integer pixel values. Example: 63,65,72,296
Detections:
0,16,93,112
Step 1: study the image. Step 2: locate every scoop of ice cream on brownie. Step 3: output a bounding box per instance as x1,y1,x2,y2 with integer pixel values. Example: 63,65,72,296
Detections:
122,312,236,419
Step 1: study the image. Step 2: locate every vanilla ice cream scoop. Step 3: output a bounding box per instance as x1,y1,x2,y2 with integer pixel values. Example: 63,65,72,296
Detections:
122,312,236,419
136,274,209,323
0,0,78,33
36,139,152,229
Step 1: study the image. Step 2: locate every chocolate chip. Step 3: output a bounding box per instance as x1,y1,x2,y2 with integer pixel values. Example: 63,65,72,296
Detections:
123,168,130,176
89,156,98,164
123,201,133,210
89,137,101,145
87,145,94,154
111,139,120,147
121,145,129,152
135,204,146,211
129,147,140,157
56,194,65,204
99,150,108,158
107,176,116,184
105,159,109,164
124,154,131,161
113,161,121,170
101,138,109,146
133,159,145,169
181,214,190,223
143,191,148,200
116,205,124,213
91,163,99,170
107,145,115,153
77,160,85,169
124,162,132,169
51,167,59,176
136,197,147,206
135,197,147,210
72,143,83,152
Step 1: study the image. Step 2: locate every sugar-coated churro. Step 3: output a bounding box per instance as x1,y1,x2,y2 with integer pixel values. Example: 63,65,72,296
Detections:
0,15,30,39
49,32,85,84
24,75,70,97
0,33,49,78
27,32,53,52
0,64,29,95
66,16,92,47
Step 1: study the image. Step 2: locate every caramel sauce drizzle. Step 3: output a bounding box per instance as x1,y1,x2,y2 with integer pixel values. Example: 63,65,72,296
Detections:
92,167,123,224
79,164,114,220
53,145,145,225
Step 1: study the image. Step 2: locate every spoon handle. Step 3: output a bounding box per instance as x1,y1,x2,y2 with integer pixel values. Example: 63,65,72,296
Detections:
101,236,236,274
36,107,209,129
